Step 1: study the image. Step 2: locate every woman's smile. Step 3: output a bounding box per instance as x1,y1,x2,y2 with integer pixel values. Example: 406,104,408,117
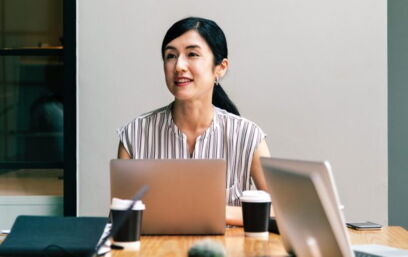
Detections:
175,76,194,87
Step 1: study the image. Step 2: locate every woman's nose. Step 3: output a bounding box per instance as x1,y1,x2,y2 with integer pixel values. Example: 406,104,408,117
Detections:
175,56,187,72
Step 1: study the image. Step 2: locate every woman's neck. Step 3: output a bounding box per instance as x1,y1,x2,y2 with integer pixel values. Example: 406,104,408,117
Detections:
172,100,214,133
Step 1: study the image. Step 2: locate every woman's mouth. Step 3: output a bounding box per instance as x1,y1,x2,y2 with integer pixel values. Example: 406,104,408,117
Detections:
175,77,193,87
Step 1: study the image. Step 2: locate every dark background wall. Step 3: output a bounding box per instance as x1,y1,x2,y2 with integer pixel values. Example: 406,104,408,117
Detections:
389,0,408,229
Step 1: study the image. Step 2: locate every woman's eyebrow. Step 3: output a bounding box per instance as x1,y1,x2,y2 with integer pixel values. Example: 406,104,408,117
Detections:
165,44,201,51
164,45,177,51
185,45,201,50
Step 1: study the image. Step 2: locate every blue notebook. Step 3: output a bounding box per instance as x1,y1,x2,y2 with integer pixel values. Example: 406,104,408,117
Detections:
0,215,107,257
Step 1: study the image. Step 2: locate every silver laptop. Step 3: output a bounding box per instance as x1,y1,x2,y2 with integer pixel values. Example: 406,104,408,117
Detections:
261,157,408,257
110,159,226,235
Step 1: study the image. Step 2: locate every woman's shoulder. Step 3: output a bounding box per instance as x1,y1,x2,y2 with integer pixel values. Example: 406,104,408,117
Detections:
138,105,169,120
214,106,260,128
128,105,170,123
214,107,267,141
119,104,171,131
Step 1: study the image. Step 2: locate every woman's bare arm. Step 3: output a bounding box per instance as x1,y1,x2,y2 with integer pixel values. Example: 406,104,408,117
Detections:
225,139,274,226
249,139,271,191
226,206,244,226
117,142,131,159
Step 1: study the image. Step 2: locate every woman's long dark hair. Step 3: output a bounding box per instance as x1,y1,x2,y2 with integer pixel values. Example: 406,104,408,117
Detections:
161,17,240,116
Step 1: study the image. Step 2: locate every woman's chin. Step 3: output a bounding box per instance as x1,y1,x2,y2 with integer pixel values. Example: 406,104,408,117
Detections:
173,95,194,102
170,90,194,101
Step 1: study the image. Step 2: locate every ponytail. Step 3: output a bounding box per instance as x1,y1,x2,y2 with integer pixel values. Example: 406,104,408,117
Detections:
212,85,240,116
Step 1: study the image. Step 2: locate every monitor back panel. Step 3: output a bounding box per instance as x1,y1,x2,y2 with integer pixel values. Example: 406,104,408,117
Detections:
261,157,354,257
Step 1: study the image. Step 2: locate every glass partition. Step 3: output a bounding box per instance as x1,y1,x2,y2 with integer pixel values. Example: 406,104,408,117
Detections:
0,0,65,229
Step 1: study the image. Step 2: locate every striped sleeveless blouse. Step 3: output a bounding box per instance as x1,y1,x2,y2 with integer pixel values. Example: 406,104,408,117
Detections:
117,103,266,206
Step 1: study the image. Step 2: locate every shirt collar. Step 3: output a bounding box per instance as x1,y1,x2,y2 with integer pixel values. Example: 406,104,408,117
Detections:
165,102,219,135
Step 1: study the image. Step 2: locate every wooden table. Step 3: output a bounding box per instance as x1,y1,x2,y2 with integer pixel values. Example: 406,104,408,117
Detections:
349,226,408,249
110,227,408,257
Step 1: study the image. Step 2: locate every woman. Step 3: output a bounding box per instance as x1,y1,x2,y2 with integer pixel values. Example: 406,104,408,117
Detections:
117,17,271,225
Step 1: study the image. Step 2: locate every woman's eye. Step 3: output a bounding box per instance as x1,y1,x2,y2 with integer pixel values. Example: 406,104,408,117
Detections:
165,54,176,60
188,52,199,57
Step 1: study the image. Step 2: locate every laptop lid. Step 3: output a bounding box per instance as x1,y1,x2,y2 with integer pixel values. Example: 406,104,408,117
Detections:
110,159,226,235
0,216,108,257
261,157,354,257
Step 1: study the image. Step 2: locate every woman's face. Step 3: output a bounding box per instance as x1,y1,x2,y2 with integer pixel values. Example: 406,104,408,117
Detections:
163,30,224,102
